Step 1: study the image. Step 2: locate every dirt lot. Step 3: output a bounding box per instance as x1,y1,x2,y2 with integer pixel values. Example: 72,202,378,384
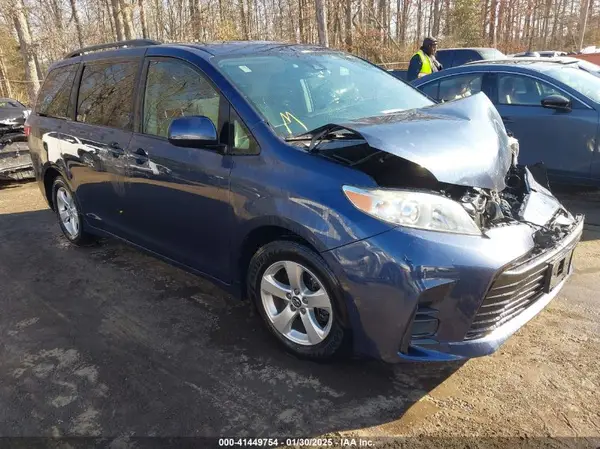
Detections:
0,181,599,448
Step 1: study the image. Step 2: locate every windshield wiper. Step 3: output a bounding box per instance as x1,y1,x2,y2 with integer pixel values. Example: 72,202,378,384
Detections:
284,123,362,153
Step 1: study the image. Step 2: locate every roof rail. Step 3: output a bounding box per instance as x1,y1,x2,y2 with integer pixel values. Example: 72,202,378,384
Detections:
65,39,161,58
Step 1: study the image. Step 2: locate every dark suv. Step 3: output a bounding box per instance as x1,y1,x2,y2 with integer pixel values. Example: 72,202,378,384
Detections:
390,48,505,80
27,40,582,363
435,48,506,68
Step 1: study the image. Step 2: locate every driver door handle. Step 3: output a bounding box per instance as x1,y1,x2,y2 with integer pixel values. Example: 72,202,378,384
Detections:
501,116,514,124
109,141,124,156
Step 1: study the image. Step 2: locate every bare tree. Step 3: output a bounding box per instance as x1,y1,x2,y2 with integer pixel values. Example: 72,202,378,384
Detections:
12,0,40,104
0,53,12,97
120,0,135,39
345,0,353,49
69,0,85,47
578,0,590,50
315,0,329,46
1,0,597,99
138,0,149,38
432,0,441,36
110,0,125,40
489,0,497,45
416,0,422,44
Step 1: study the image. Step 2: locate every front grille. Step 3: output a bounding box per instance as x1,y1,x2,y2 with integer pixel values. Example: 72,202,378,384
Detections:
465,261,548,340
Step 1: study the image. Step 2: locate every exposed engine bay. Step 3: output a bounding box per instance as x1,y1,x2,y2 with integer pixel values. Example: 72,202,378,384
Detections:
287,93,582,251
441,165,578,249
293,130,579,251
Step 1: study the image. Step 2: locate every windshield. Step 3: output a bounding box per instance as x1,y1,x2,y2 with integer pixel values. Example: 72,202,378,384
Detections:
479,49,506,60
217,52,433,137
541,65,600,103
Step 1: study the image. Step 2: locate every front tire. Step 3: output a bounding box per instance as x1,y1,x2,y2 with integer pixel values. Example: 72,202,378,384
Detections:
247,240,348,360
52,176,95,246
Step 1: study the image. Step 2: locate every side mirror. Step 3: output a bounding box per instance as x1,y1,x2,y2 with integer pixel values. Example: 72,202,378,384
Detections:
167,116,218,148
541,94,571,111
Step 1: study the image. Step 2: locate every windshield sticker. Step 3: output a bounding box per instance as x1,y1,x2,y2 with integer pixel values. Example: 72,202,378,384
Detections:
280,112,308,135
239,65,252,73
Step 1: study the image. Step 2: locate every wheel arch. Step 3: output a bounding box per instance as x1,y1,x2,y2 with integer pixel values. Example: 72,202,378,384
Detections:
236,211,339,287
237,222,319,290
42,163,68,211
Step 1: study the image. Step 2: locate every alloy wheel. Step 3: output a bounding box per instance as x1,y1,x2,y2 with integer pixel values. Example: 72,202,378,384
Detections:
260,260,333,346
56,187,80,238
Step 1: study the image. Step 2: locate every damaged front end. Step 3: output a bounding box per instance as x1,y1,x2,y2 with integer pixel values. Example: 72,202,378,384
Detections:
0,135,34,182
451,164,582,249
0,117,34,182
293,93,583,246
298,93,585,360
289,93,585,361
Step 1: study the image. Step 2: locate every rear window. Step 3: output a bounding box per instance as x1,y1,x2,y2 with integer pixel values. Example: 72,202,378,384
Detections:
36,65,78,118
452,50,481,66
76,61,138,130
435,51,454,69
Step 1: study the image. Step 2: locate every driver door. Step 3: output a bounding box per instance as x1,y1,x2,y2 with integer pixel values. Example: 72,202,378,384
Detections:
121,57,233,281
492,73,597,183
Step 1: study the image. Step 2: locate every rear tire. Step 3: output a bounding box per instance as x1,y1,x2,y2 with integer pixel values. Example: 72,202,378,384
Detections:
52,176,96,246
247,240,348,360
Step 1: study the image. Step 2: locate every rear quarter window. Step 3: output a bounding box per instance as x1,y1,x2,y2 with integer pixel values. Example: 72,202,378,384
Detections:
36,65,78,118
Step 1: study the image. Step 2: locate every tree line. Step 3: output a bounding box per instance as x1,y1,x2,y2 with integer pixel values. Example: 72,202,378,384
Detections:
1,0,599,104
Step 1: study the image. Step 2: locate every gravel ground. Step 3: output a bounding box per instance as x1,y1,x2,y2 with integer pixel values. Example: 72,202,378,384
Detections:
0,181,599,448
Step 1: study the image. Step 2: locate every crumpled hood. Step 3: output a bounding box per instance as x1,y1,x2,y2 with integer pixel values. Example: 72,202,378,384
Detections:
338,93,512,191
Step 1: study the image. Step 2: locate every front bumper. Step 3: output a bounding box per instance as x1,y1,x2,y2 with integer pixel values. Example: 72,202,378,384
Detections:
0,139,34,181
323,216,584,363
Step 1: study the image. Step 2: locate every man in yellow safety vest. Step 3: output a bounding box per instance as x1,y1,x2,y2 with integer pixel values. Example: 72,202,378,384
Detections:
407,37,443,82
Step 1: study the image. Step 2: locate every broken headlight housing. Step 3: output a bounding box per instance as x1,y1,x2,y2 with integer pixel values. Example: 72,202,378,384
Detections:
343,186,482,235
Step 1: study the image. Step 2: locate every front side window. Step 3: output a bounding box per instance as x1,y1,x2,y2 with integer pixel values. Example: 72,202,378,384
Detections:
76,61,138,129
143,59,221,138
36,65,78,118
438,74,483,102
498,74,561,106
420,81,440,100
217,53,432,137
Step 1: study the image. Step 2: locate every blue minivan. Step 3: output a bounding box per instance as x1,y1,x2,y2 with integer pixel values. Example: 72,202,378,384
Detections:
27,40,583,363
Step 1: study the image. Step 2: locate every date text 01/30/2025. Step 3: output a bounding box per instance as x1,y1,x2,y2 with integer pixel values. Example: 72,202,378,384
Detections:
218,438,375,446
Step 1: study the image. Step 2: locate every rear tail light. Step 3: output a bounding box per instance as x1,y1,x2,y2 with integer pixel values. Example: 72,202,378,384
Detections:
24,125,31,137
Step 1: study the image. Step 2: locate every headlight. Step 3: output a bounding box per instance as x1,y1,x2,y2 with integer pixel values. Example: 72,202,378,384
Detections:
343,186,482,235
